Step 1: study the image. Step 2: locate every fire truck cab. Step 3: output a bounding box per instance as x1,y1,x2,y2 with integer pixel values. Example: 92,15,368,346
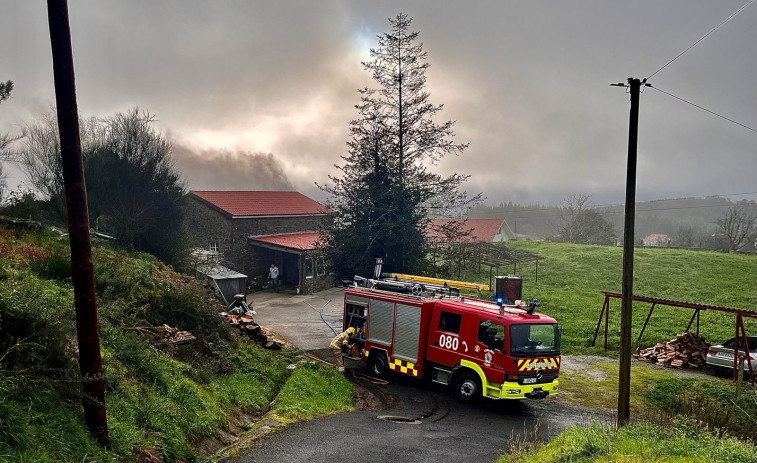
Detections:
341,277,560,402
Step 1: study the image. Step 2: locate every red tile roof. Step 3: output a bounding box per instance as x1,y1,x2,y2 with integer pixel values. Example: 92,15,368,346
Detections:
190,191,328,217
427,218,509,243
643,234,669,243
249,232,323,251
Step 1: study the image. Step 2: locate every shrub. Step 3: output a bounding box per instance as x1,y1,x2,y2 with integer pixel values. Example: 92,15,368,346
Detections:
645,377,757,441
28,247,72,281
0,273,77,376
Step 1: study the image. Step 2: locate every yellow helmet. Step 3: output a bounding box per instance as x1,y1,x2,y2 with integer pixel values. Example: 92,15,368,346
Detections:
346,327,356,335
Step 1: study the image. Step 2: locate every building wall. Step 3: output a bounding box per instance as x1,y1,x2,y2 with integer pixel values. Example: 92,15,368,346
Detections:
301,274,333,294
184,196,327,285
183,197,233,256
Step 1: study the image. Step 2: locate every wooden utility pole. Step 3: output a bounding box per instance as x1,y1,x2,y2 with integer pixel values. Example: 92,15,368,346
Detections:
46,0,109,447
614,77,642,427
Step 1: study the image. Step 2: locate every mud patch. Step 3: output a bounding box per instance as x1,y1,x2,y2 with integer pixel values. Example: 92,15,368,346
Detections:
194,413,255,459
352,382,401,411
561,355,615,381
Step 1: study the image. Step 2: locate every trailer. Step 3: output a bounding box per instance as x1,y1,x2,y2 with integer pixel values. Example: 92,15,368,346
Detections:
341,275,561,402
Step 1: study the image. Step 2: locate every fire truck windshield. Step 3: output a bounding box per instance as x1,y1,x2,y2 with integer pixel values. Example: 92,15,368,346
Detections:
509,323,560,357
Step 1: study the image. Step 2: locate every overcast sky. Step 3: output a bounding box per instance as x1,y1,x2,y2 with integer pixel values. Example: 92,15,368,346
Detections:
2,1,755,206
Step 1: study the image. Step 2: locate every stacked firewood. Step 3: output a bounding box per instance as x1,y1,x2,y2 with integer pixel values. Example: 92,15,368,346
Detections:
634,332,710,369
157,324,196,345
220,312,281,350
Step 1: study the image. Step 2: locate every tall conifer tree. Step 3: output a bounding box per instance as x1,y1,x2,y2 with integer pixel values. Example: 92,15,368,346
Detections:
321,14,478,278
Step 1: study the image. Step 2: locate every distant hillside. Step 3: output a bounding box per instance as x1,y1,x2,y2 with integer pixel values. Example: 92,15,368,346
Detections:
470,197,757,248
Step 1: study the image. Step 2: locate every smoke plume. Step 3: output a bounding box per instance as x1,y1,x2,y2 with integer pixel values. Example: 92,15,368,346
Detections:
171,144,294,191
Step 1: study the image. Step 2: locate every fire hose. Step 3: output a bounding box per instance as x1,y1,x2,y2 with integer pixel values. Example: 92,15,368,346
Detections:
303,354,388,385
304,299,339,336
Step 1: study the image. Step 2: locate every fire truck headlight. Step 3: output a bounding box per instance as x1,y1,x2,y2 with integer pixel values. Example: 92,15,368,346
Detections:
505,389,521,395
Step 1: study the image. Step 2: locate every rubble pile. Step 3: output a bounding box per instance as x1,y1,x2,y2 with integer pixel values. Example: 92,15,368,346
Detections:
634,332,710,369
220,312,281,350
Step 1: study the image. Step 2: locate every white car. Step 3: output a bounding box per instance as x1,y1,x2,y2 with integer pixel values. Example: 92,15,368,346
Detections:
705,336,757,374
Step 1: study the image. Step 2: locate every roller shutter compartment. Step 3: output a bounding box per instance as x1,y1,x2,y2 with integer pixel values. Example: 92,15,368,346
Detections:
393,304,421,363
367,299,394,346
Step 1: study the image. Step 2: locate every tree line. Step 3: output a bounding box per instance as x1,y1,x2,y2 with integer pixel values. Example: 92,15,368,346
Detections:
471,193,756,252
1,103,186,265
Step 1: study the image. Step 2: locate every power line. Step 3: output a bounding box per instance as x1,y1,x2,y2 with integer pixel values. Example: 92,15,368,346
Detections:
650,85,757,134
647,0,757,80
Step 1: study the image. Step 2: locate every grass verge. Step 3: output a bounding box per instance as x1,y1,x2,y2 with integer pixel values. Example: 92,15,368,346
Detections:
272,361,354,422
557,357,757,441
499,418,757,463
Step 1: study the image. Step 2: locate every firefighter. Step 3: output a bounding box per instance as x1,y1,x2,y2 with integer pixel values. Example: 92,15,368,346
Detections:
330,327,355,373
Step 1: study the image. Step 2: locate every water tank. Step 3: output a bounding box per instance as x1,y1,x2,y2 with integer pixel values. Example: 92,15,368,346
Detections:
495,275,522,303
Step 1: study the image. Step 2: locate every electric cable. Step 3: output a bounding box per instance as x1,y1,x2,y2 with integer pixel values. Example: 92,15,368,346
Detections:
650,85,757,134
647,0,757,80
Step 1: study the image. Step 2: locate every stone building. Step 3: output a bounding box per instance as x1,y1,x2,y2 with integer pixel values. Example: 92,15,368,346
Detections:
184,190,331,294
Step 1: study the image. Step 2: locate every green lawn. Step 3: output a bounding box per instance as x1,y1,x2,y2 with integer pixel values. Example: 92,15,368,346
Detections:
463,242,756,354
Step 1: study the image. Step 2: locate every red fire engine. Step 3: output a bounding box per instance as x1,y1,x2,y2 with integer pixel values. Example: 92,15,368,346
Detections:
341,274,560,402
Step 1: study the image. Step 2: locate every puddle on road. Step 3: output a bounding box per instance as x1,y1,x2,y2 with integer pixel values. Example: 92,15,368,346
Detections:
377,415,422,425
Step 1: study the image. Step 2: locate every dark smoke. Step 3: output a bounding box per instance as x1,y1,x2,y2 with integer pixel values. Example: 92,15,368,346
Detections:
171,143,294,191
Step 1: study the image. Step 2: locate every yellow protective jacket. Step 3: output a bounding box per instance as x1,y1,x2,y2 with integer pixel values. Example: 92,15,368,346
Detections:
330,331,351,349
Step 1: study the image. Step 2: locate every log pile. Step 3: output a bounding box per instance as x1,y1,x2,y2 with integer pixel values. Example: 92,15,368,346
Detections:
157,324,196,345
634,332,710,369
220,312,281,350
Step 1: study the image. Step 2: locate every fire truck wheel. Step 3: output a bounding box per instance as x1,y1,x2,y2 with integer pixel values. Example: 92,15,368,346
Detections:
453,372,480,403
368,352,389,377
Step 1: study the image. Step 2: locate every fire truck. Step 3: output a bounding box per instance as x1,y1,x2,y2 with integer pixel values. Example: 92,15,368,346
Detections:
341,273,560,402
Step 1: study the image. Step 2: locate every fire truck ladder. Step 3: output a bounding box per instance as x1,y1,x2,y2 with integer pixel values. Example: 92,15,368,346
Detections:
383,273,490,291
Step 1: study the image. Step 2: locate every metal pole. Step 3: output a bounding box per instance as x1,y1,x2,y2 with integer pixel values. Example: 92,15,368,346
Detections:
637,302,656,342
592,295,609,347
46,0,109,447
617,77,641,427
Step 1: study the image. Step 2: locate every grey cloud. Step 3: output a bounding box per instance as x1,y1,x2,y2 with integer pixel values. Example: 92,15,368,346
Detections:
2,1,756,207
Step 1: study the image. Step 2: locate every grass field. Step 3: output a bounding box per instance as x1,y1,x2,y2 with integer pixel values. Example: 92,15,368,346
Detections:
462,241,757,354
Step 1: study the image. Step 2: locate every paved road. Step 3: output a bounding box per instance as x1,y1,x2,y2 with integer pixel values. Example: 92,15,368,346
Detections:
242,288,608,463
239,374,606,463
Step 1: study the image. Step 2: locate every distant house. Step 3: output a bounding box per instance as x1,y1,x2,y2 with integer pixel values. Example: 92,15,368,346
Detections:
427,218,516,243
643,234,670,247
184,191,331,294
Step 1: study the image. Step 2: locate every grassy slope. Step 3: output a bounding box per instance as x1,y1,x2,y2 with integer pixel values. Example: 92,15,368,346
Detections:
0,228,353,462
463,241,756,354
501,420,757,463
